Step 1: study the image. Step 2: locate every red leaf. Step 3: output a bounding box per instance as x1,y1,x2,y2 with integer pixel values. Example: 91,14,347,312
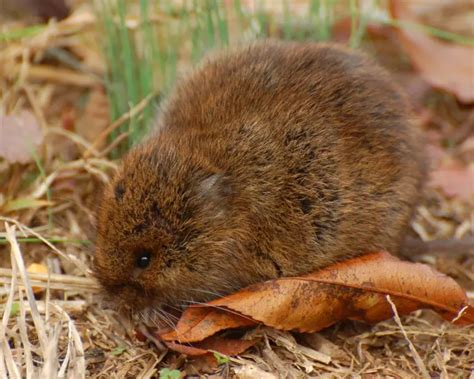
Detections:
161,252,473,344
390,0,474,103
160,307,256,343
430,160,474,200
163,335,257,358
0,110,43,164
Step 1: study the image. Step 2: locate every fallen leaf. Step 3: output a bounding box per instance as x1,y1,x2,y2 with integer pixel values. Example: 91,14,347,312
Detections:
198,336,257,356
390,0,474,103
430,160,474,200
0,110,43,164
162,335,257,370
161,252,473,344
160,307,256,343
414,0,474,39
27,263,48,294
163,341,208,356
163,335,257,358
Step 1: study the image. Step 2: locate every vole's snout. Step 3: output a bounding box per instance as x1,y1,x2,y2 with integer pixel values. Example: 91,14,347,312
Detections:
102,282,151,312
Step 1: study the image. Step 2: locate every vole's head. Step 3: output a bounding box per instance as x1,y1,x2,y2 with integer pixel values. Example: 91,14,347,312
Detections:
93,135,244,322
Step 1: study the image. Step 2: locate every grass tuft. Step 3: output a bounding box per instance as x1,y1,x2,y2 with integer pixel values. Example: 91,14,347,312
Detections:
96,0,473,157
94,0,343,156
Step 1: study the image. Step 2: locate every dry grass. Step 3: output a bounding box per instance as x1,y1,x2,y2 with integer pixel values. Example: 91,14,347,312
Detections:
1,2,473,378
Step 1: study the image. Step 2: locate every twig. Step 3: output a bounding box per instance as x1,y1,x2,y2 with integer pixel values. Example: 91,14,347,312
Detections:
51,303,85,378
0,268,100,292
20,65,100,87
83,92,157,159
0,232,20,379
1,300,88,315
5,223,49,355
18,289,34,379
47,127,101,157
0,217,88,274
386,295,430,379
400,237,474,258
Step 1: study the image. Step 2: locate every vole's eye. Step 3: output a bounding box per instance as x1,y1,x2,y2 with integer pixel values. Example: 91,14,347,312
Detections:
136,251,152,269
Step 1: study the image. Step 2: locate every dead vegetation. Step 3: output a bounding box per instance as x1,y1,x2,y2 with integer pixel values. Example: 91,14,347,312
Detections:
0,1,473,378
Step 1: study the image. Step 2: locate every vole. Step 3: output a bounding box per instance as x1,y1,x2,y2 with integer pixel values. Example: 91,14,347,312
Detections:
94,40,426,318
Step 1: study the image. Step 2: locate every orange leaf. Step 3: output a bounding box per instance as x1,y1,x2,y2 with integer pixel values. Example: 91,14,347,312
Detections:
161,252,472,344
27,263,48,294
160,306,256,342
390,0,474,103
163,335,257,358
197,336,257,356
163,341,208,356
162,337,258,372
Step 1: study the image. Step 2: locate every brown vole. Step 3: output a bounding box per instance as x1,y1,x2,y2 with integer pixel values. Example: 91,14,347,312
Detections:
94,40,425,315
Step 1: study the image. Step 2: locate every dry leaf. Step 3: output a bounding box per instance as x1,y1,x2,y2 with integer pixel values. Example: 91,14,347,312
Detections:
430,160,474,200
390,0,474,103
0,110,43,164
161,252,473,345
160,307,256,344
414,0,474,39
162,335,257,364
27,263,48,294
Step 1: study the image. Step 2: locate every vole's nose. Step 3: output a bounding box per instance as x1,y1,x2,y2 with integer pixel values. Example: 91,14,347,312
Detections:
106,282,150,309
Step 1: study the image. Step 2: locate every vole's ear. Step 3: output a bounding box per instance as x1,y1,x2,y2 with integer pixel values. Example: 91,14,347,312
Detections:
196,172,233,211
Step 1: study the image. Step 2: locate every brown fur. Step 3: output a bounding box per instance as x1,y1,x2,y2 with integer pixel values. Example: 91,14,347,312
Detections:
94,40,426,313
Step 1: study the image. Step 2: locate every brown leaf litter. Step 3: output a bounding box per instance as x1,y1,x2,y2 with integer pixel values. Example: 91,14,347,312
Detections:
390,0,474,103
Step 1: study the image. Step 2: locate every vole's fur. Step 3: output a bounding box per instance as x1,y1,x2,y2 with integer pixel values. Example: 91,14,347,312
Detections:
94,41,425,314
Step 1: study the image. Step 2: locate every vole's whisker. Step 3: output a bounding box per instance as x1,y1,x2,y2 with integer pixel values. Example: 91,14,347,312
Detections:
160,303,183,317
188,288,225,299
155,308,178,330
159,308,179,322
137,310,145,324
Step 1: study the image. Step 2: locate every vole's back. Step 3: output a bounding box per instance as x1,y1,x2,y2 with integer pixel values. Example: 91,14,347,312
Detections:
155,41,425,275
95,41,427,311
